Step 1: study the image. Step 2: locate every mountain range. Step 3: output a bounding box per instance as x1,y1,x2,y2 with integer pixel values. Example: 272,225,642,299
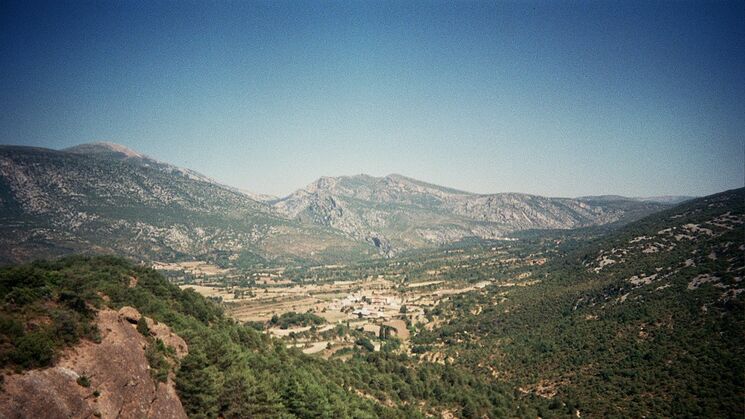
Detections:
0,142,741,418
0,142,676,265
273,174,672,254
1,183,741,418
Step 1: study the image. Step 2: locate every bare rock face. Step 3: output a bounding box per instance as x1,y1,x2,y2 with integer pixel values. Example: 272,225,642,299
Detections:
118,306,142,323
273,174,669,255
0,308,188,419
146,319,188,359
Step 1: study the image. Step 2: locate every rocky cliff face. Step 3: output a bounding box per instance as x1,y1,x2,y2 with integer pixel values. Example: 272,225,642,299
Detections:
0,307,188,419
273,174,667,254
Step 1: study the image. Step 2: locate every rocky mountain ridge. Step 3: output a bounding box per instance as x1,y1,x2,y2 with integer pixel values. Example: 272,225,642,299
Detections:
273,173,668,255
64,142,219,185
1,142,668,263
0,144,372,265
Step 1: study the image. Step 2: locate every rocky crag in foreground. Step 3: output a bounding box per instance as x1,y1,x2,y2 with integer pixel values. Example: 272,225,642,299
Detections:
0,306,188,419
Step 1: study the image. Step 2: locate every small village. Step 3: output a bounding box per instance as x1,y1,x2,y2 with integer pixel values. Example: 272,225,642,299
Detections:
156,242,551,359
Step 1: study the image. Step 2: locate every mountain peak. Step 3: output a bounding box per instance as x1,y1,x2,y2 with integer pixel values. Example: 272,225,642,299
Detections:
63,142,144,159
62,142,225,186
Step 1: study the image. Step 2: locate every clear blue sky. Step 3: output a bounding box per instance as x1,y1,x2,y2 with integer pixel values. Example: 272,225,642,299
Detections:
1,0,743,198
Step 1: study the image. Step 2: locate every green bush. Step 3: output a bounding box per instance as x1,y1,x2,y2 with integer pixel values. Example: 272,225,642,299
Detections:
76,375,91,387
145,339,171,383
355,337,375,352
269,311,325,329
136,317,150,336
12,331,55,368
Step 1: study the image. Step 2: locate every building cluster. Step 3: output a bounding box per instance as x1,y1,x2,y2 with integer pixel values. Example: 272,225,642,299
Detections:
328,293,403,320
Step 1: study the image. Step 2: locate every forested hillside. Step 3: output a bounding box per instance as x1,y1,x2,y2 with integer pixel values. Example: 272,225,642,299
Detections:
0,256,540,417
413,188,744,417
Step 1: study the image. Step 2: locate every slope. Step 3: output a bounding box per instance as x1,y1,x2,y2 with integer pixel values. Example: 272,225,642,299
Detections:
412,187,744,417
0,255,533,418
0,145,373,266
274,173,668,255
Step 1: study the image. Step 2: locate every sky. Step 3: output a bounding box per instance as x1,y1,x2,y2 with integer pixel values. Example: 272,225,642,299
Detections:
0,0,743,198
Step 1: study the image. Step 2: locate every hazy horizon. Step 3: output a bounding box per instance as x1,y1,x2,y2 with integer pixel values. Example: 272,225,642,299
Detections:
0,139,721,200
2,1,743,198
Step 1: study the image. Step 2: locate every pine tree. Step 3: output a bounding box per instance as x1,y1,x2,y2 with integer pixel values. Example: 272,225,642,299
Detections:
176,350,222,419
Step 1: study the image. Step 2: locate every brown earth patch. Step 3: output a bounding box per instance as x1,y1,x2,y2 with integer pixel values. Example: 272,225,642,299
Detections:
0,308,188,419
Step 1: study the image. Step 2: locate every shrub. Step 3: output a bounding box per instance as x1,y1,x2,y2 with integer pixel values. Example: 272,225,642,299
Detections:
145,340,170,383
136,317,150,336
12,331,55,368
77,375,91,387
355,337,375,352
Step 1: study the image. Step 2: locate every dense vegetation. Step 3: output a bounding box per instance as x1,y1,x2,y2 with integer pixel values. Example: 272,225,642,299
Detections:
412,188,745,417
269,312,325,329
0,259,102,370
0,256,537,417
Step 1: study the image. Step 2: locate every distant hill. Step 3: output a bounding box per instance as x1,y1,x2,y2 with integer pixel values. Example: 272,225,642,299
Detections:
579,194,695,205
0,144,373,265
237,189,279,203
0,142,671,264
636,195,696,204
64,141,220,185
274,174,668,255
